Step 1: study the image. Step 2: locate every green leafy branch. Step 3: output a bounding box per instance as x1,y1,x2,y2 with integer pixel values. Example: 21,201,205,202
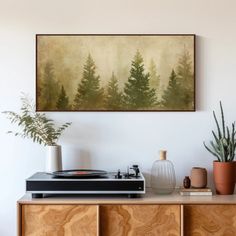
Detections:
204,101,236,162
2,94,71,146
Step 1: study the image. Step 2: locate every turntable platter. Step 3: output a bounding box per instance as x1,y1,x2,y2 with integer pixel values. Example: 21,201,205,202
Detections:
52,169,107,178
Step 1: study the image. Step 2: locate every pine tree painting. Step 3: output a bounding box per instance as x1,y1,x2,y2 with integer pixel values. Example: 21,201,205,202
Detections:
124,51,157,109
74,54,104,110
149,59,160,91
37,35,195,111
177,49,194,109
39,62,60,110
105,72,123,110
56,85,70,110
162,69,186,109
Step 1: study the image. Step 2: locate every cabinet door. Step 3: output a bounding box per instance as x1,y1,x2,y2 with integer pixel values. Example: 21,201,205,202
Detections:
100,205,180,236
184,205,236,236
22,204,98,236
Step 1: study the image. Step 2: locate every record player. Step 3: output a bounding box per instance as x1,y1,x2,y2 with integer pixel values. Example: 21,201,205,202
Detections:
26,165,145,198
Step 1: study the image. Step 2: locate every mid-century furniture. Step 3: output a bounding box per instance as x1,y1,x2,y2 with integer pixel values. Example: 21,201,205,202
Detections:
18,189,236,236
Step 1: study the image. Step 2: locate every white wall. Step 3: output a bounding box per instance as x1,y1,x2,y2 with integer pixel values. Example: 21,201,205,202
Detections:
1,0,236,235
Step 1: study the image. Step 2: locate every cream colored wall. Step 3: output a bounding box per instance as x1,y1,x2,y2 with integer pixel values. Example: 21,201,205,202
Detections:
1,0,236,235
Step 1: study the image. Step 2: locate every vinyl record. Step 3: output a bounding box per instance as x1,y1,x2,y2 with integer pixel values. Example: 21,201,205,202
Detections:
52,169,107,178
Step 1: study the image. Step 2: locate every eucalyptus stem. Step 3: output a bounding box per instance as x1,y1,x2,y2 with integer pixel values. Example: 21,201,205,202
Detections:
3,94,71,146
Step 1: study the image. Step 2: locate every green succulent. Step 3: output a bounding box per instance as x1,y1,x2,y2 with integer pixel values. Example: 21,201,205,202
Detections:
3,94,71,146
204,101,236,162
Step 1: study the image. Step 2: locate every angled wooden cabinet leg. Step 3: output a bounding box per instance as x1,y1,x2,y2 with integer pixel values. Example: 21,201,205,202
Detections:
22,205,99,236
184,205,236,236
100,205,180,236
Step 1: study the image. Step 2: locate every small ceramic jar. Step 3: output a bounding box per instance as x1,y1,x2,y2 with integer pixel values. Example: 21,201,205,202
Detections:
190,167,207,188
183,176,191,188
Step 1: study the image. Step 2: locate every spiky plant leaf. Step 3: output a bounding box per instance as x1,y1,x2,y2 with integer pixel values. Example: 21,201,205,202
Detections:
213,110,222,140
203,142,221,161
220,101,226,137
212,130,220,145
204,102,236,162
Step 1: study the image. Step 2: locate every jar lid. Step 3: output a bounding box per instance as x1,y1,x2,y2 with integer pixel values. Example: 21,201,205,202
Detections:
159,150,167,160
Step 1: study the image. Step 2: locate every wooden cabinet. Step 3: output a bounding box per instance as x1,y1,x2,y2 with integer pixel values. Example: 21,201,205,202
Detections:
21,205,98,236
184,205,236,236
100,205,180,236
19,204,180,236
17,193,236,236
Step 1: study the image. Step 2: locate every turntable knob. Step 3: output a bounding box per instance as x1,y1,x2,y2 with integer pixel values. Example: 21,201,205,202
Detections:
115,169,122,179
130,165,140,178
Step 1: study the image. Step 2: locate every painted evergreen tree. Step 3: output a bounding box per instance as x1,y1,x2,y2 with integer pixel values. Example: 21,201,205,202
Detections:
177,49,194,108
124,51,157,109
177,49,193,86
74,54,104,110
105,72,123,110
149,59,160,91
56,85,70,110
41,62,60,110
162,69,186,109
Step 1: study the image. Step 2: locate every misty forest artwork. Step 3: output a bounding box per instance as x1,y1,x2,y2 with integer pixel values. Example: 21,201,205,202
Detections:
36,35,195,111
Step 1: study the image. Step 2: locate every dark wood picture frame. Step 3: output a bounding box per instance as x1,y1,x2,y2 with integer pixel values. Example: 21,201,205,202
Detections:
36,34,196,112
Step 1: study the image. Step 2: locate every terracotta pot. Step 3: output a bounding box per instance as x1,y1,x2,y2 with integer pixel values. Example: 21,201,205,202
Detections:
213,161,236,195
190,167,207,188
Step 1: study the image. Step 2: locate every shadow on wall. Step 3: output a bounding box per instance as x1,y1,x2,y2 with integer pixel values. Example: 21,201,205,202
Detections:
62,146,92,170
207,169,214,193
195,35,206,111
143,171,151,188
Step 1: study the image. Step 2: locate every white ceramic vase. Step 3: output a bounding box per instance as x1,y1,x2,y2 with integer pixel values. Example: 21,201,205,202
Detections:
46,145,62,173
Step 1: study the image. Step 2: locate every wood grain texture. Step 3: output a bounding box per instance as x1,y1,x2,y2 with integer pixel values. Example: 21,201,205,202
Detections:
180,205,184,236
22,204,98,236
100,205,180,236
184,205,236,236
17,202,22,236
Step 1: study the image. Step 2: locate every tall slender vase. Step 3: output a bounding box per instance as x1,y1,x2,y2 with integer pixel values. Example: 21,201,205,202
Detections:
46,145,62,173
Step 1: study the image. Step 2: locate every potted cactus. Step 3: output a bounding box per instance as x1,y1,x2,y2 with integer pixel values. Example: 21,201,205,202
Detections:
204,102,236,194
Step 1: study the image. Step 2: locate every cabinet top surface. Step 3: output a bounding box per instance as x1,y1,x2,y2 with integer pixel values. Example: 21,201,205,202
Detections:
18,188,236,205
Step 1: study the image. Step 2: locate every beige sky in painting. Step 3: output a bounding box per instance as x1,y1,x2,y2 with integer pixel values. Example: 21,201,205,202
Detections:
37,35,194,99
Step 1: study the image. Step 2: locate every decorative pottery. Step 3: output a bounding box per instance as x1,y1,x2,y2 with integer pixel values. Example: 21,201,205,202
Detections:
213,161,235,195
46,145,62,173
151,150,176,194
190,167,207,188
183,176,191,189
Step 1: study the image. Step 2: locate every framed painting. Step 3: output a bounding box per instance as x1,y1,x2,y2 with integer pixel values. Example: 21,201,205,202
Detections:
36,34,195,111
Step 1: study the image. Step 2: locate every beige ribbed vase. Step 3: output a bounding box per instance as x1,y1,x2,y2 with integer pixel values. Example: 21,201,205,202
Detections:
190,167,207,188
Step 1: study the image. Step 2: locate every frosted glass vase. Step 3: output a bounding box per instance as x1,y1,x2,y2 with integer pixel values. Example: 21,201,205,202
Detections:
151,150,176,194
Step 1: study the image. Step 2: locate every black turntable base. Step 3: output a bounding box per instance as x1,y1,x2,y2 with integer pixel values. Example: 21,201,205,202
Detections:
26,166,145,198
